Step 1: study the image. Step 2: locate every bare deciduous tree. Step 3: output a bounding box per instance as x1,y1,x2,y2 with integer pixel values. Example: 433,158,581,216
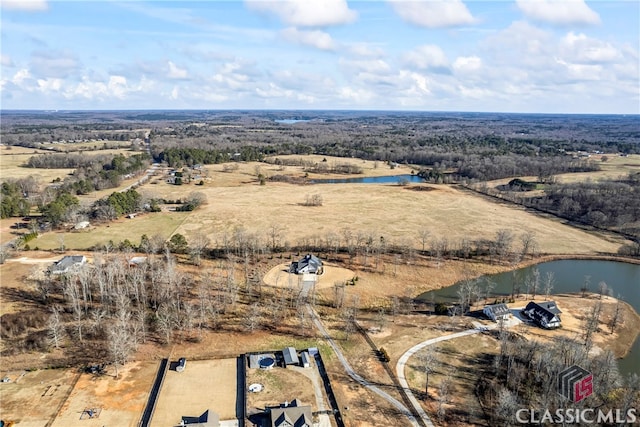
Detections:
48,305,64,349
419,346,439,400
189,234,211,266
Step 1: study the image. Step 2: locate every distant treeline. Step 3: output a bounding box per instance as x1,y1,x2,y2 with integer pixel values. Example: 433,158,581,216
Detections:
155,146,264,167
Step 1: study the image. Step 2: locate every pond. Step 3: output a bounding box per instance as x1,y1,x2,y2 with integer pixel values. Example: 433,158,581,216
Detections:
418,259,640,375
310,174,424,184
274,119,311,124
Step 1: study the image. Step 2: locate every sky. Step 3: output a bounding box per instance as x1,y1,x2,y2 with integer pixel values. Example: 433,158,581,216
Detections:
0,0,638,113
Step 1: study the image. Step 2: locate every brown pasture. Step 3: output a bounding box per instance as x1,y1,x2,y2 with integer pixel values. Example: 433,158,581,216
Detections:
0,145,74,182
158,177,623,256
150,358,237,426
49,362,156,427
0,368,79,427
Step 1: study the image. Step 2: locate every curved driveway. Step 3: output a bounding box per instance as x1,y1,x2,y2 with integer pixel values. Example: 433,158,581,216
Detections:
306,305,421,427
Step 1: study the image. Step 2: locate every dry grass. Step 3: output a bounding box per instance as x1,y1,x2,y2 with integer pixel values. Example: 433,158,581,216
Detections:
0,145,74,182
162,180,623,255
246,367,316,412
556,154,640,183
151,358,237,425
50,362,157,427
0,367,79,427
30,212,190,250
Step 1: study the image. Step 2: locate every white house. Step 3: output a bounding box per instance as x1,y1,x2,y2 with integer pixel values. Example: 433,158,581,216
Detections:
483,303,511,322
49,255,87,275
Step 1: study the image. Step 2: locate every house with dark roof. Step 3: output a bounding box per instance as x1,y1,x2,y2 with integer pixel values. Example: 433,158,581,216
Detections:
289,254,323,275
49,255,87,275
522,301,562,329
268,399,312,427
483,303,511,322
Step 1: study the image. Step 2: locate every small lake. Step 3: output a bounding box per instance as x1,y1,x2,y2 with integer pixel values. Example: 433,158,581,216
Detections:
275,119,311,124
418,259,640,375
311,174,424,184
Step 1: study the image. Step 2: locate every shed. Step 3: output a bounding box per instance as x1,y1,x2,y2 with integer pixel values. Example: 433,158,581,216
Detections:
282,347,299,366
176,357,187,372
300,351,310,368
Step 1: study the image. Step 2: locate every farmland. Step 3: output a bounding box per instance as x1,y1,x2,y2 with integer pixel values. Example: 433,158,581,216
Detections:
1,110,639,427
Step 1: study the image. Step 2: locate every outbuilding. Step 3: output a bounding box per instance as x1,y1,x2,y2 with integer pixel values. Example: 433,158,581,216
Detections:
282,347,299,366
300,351,310,368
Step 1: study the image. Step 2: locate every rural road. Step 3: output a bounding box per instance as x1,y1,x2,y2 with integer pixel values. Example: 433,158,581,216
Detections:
306,305,421,427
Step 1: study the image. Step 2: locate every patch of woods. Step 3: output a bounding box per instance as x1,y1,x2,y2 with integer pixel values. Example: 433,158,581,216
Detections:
478,324,639,426
0,248,330,374
475,172,640,253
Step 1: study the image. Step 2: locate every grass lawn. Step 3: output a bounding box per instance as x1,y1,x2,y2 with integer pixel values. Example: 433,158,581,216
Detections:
31,212,190,250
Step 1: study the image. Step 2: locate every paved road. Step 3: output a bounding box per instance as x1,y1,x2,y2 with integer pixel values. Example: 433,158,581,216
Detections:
306,305,420,427
395,323,502,427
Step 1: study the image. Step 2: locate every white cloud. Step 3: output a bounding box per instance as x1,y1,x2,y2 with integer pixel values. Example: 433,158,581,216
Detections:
245,0,357,27
36,77,63,93
453,56,482,73
402,44,450,72
388,0,476,28
340,58,392,74
0,0,47,11
12,69,32,86
1,54,14,67
30,50,80,79
281,28,336,50
346,43,386,58
167,61,189,79
561,32,620,63
516,0,600,26
170,86,179,100
338,86,375,104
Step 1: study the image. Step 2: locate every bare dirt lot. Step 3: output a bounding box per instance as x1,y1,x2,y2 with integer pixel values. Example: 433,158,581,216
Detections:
49,362,156,427
150,358,237,426
0,368,79,427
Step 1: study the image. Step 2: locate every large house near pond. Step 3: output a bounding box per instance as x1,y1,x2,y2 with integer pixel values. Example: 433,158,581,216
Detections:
289,254,323,275
522,301,562,329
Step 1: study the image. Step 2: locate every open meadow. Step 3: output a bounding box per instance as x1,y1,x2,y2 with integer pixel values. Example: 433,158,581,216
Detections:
0,145,74,182
31,212,190,250
24,156,627,254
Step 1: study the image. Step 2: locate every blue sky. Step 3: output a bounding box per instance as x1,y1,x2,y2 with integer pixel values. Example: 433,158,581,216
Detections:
1,0,638,113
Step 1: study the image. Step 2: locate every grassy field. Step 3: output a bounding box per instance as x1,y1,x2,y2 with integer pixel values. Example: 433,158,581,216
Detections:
0,145,74,182
31,212,190,250
486,154,640,187
0,145,141,183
